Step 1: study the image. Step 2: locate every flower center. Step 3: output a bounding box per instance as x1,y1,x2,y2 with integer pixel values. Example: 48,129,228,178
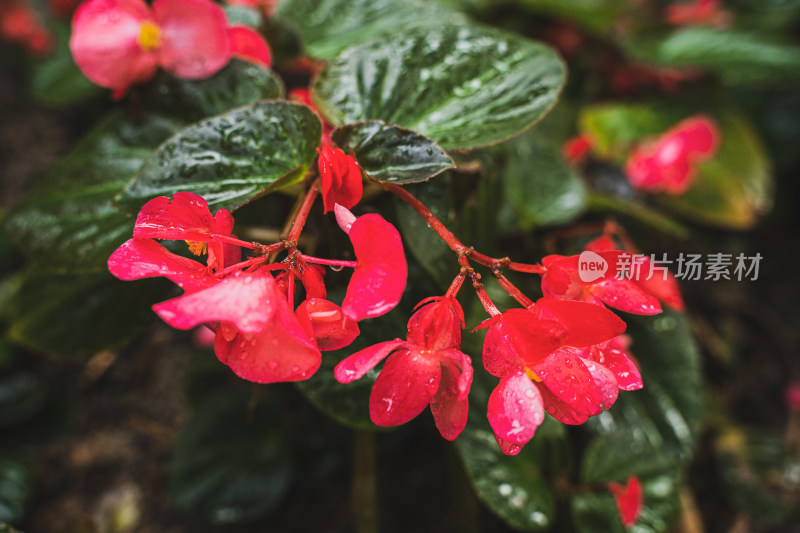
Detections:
137,21,162,52
186,240,207,256
525,367,542,382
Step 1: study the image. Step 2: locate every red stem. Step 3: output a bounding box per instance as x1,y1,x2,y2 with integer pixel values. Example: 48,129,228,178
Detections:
287,179,320,243
474,285,501,317
299,254,358,269
214,234,258,249
495,273,534,308
445,269,468,298
214,256,268,277
508,262,546,275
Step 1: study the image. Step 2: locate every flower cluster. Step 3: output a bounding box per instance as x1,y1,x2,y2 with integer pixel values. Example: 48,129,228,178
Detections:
70,0,271,97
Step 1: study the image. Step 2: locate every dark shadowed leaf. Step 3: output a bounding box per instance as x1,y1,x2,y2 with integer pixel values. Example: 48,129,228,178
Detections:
313,24,565,149
0,372,47,428
517,0,629,33
275,0,465,60
332,121,454,184
0,456,32,523
116,101,321,215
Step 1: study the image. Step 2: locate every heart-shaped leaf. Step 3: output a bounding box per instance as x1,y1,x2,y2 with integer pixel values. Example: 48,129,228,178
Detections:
313,24,565,150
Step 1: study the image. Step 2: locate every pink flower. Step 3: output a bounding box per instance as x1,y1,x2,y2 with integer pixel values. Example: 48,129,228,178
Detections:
609,475,643,528
0,0,54,56
625,115,720,195
480,298,631,454
70,0,233,96
335,205,407,321
335,297,473,440
541,252,662,315
318,145,363,213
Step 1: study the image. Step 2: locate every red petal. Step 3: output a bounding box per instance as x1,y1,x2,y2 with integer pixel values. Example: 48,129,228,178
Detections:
228,25,271,67
213,311,320,383
581,356,619,410
299,263,327,300
591,278,662,315
609,475,643,527
342,213,407,321
533,298,626,347
537,384,589,425
406,297,463,351
108,237,215,292
588,336,643,391
369,349,441,427
318,145,363,213
153,0,230,79
532,349,606,421
133,191,217,241
440,349,473,402
487,371,544,449
296,298,359,351
430,358,469,441
69,0,158,91
152,272,280,333
333,339,406,383
672,115,719,156
632,257,685,311
482,308,566,377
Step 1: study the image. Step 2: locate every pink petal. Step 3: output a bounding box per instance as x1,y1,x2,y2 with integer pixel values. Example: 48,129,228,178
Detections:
672,115,719,156
213,311,321,383
532,349,606,421
581,356,619,410
153,0,231,79
440,349,473,402
133,191,217,241
299,263,327,300
318,145,363,213
588,337,643,391
430,358,469,441
152,272,279,333
632,257,685,312
295,298,359,351
369,349,441,427
533,298,626,347
494,436,523,456
108,237,216,292
487,371,544,449
342,213,407,321
406,297,463,351
227,25,271,67
591,278,662,315
334,203,356,235
482,308,566,377
69,0,159,91
333,339,406,383
609,475,643,527
537,383,589,425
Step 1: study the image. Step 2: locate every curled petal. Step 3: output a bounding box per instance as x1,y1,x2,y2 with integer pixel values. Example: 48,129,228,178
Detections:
369,349,441,427
334,339,407,383
228,25,271,67
108,237,215,292
533,349,606,422
440,349,473,402
152,272,279,333
487,371,544,451
609,475,643,527
296,298,359,351
406,297,463,351
342,213,407,321
133,191,218,241
430,358,469,441
589,337,643,391
153,0,231,79
318,145,363,213
537,384,588,425
581,357,619,411
591,278,662,315
69,0,158,91
299,263,327,300
482,308,566,377
533,298,626,347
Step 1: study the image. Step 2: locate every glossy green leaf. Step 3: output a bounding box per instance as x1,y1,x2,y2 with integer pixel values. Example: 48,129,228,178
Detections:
170,389,292,524
4,113,181,273
313,24,566,150
579,104,773,229
333,121,454,184
9,269,168,358
0,372,47,428
275,0,465,60
143,59,283,122
0,457,32,524
656,28,800,85
516,0,629,33
223,4,263,27
116,101,321,215
502,108,586,227
585,311,703,464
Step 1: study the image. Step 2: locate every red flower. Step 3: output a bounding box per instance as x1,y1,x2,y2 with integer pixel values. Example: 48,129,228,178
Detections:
541,252,662,315
481,298,631,454
562,134,593,165
228,25,271,67
335,204,407,321
335,297,473,440
625,115,720,195
318,145,363,213
0,0,54,56
666,0,730,28
608,475,643,528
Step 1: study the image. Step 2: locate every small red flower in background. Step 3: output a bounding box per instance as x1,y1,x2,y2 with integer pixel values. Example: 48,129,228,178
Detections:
625,115,720,195
228,25,271,67
335,297,473,440
291,87,334,144
608,475,644,528
562,134,593,165
481,298,631,455
0,0,54,56
666,0,731,28
318,145,363,213
70,0,271,97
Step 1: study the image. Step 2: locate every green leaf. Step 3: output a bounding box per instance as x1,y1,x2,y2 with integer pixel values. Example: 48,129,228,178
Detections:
313,24,566,150
516,0,629,33
116,101,322,215
223,4,263,27
502,107,587,227
4,113,181,273
9,269,168,358
656,28,800,85
170,389,292,524
585,311,703,464
579,103,773,229
455,413,561,531
0,456,32,524
332,121,454,184
142,59,284,122
275,0,466,60
0,372,47,428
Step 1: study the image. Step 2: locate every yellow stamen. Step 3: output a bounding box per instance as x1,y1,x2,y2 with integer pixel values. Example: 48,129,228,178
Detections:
186,241,207,256
525,367,542,382
137,21,162,52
